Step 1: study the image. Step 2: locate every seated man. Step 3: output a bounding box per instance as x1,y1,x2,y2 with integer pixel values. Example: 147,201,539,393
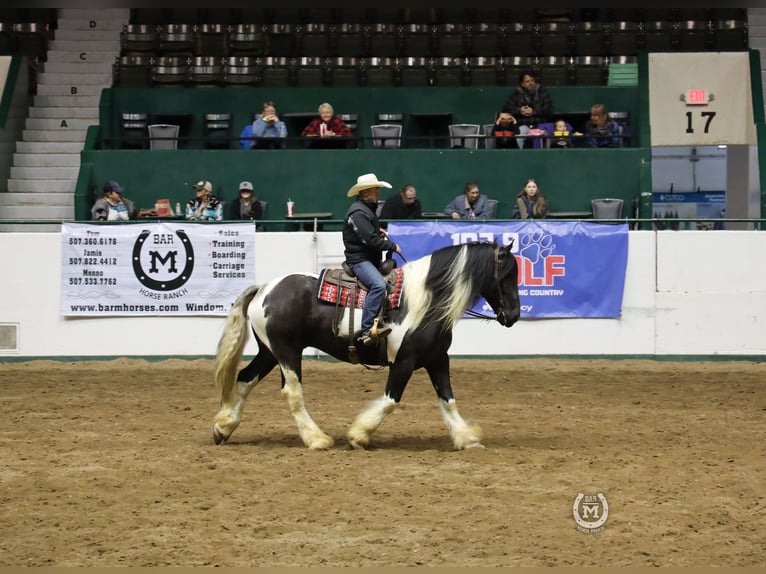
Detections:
379,184,422,220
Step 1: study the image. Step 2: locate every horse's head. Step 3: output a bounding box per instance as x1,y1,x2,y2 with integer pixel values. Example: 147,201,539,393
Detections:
483,242,521,328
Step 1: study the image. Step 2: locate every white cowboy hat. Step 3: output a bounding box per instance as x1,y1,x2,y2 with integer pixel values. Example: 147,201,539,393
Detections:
346,173,392,197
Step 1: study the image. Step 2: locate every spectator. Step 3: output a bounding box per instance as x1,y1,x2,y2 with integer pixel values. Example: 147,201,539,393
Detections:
250,100,287,149
444,181,491,220
503,70,553,149
512,178,549,219
91,179,143,221
379,184,422,220
228,181,264,221
186,180,223,221
491,111,518,149
343,173,401,347
548,118,579,149
301,102,352,138
583,103,622,148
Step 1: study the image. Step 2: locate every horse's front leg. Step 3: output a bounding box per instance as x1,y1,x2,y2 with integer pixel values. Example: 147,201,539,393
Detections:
279,357,334,450
347,357,415,449
426,352,483,450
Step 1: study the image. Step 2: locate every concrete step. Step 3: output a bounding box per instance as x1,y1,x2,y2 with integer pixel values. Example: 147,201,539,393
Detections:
16,141,85,153
8,179,77,193
0,205,74,220
36,84,105,96
0,192,74,207
11,166,81,179
48,39,121,52
13,153,81,167
46,51,117,64
22,129,88,142
54,29,124,41
29,107,99,119
26,118,98,130
38,72,113,85
34,95,101,107
43,61,114,74
58,8,130,21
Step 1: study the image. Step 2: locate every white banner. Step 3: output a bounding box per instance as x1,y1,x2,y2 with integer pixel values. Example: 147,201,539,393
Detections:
61,222,256,316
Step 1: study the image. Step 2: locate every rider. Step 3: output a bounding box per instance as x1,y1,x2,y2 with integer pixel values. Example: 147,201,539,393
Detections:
343,173,402,347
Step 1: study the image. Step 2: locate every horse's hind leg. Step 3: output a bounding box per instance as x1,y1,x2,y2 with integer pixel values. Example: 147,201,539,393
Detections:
426,353,483,450
277,350,334,450
212,348,277,444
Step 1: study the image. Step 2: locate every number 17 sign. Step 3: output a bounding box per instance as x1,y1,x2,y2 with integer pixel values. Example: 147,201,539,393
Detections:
649,52,756,146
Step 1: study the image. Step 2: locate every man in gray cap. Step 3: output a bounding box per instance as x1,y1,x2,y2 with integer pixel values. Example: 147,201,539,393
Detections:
342,173,401,347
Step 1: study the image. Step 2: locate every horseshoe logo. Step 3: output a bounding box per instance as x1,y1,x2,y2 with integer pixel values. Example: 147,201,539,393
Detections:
132,229,195,291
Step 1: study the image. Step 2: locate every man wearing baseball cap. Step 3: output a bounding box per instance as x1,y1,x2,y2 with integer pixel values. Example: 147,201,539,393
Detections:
343,173,401,347
185,180,223,220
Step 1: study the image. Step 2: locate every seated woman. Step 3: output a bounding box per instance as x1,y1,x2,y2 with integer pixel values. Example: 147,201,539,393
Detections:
512,178,549,219
583,103,622,148
300,102,352,148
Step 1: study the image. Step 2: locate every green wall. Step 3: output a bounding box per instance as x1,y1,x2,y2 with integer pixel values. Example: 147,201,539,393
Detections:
77,147,649,222
79,84,647,222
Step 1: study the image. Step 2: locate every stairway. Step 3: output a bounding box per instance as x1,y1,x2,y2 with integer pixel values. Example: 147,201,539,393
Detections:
1,7,129,223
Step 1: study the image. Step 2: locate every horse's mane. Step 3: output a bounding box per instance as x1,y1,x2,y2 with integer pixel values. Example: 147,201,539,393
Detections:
401,242,498,333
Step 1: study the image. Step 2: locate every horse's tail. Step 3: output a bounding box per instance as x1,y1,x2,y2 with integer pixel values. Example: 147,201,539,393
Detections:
214,284,261,405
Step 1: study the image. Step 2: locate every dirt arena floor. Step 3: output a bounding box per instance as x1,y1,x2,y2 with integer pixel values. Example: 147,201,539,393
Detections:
0,357,763,567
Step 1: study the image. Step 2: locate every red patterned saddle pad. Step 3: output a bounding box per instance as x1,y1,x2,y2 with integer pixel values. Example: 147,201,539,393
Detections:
317,267,404,309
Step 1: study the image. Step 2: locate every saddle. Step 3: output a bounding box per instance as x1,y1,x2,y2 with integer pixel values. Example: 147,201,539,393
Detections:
317,260,404,363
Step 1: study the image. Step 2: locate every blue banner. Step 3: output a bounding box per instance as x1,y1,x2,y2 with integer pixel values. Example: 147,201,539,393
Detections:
387,221,629,318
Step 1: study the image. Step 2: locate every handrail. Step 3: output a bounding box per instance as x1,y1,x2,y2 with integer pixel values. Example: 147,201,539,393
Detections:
95,133,632,150
1,218,764,229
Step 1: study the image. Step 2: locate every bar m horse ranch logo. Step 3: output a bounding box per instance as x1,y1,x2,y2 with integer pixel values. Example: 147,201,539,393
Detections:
132,229,195,291
573,492,609,533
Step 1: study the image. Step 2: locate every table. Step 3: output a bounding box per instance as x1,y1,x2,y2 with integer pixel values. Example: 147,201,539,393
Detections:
286,212,333,231
547,211,593,219
302,136,357,149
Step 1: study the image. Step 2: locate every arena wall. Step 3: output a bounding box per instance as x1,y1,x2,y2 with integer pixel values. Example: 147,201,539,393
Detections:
1,230,765,359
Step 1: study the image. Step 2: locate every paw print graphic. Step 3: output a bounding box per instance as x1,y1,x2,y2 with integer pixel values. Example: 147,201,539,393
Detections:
519,229,556,263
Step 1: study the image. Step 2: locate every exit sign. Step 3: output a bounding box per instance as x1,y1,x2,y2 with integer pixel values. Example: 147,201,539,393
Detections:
686,89,710,105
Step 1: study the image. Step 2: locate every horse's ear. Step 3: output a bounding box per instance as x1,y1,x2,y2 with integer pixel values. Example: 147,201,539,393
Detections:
504,239,514,251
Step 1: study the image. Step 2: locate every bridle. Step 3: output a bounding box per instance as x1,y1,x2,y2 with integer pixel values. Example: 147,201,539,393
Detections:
463,244,508,321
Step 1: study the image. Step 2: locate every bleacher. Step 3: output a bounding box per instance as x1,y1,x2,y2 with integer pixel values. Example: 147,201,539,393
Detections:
0,7,750,225
112,7,749,88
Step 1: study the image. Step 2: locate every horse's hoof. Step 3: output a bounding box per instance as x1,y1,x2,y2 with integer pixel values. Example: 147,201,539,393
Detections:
348,438,368,450
212,426,228,445
459,441,485,450
308,435,334,450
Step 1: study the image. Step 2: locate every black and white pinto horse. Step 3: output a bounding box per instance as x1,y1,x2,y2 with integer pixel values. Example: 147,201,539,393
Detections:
212,240,520,450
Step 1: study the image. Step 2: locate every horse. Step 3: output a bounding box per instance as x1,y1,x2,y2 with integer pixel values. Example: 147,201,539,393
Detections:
212,240,521,450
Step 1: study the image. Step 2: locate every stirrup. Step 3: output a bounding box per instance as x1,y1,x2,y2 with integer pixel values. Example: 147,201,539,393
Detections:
370,317,391,340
